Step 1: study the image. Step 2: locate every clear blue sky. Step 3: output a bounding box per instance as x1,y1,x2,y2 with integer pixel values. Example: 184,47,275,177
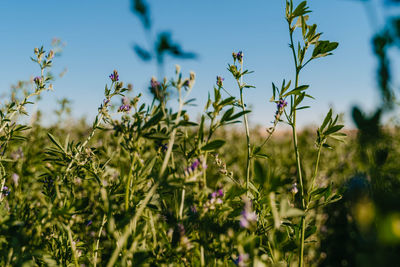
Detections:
0,0,390,127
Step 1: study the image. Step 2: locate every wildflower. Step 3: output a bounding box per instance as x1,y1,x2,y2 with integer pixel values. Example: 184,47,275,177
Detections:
216,76,224,87
204,188,224,210
239,198,257,229
291,182,298,195
150,77,160,90
190,205,197,214
217,188,224,197
109,70,119,82
86,220,93,227
11,173,19,186
277,98,287,109
118,97,131,112
234,253,249,267
2,186,10,196
236,51,243,62
103,99,110,107
275,98,287,120
33,76,42,85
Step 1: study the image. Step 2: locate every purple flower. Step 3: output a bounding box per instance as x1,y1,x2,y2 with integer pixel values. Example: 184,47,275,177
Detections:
109,70,119,82
217,188,224,197
103,99,110,107
234,253,249,267
118,104,131,112
216,76,224,87
277,98,287,109
236,51,243,62
210,191,218,199
86,220,93,227
239,198,257,229
190,205,197,214
33,76,42,85
150,77,160,89
2,186,10,196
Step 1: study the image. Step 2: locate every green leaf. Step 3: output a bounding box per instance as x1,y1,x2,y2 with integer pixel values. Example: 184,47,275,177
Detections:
324,125,344,135
47,133,66,153
312,40,339,58
292,1,311,18
226,110,251,121
283,85,309,97
320,109,332,131
201,139,226,151
221,107,234,123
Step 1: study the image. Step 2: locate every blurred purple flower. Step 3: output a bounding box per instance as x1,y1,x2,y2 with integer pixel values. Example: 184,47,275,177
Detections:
119,104,131,112
11,173,19,186
2,186,10,196
216,76,224,87
239,198,257,229
33,76,42,85
234,253,249,267
150,77,160,89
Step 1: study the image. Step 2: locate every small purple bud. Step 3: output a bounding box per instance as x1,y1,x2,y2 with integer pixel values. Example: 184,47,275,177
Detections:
150,77,160,89
86,220,93,226
217,188,224,197
211,191,217,199
109,70,119,82
190,205,197,214
236,51,243,62
216,76,224,87
33,76,42,84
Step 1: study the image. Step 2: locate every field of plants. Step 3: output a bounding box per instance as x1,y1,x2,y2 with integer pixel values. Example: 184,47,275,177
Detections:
1,0,400,266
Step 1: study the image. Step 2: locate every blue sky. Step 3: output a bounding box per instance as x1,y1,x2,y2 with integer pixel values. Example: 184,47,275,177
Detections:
0,0,390,127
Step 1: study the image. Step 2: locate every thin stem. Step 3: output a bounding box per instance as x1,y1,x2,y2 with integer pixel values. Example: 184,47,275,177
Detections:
288,26,306,267
125,154,137,211
307,144,322,204
178,188,186,219
66,225,79,267
237,59,252,194
93,214,107,267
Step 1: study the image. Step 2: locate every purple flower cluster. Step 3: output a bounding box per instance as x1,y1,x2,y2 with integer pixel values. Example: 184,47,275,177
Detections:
232,51,243,62
277,98,287,109
103,99,110,107
109,70,119,82
150,77,160,90
234,253,249,267
275,98,287,119
239,198,257,229
184,158,207,176
216,76,224,87
118,97,131,112
33,76,42,85
204,188,224,210
2,186,10,197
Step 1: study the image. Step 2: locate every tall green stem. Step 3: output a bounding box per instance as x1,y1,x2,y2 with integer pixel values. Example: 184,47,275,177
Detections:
238,60,251,194
289,28,306,267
